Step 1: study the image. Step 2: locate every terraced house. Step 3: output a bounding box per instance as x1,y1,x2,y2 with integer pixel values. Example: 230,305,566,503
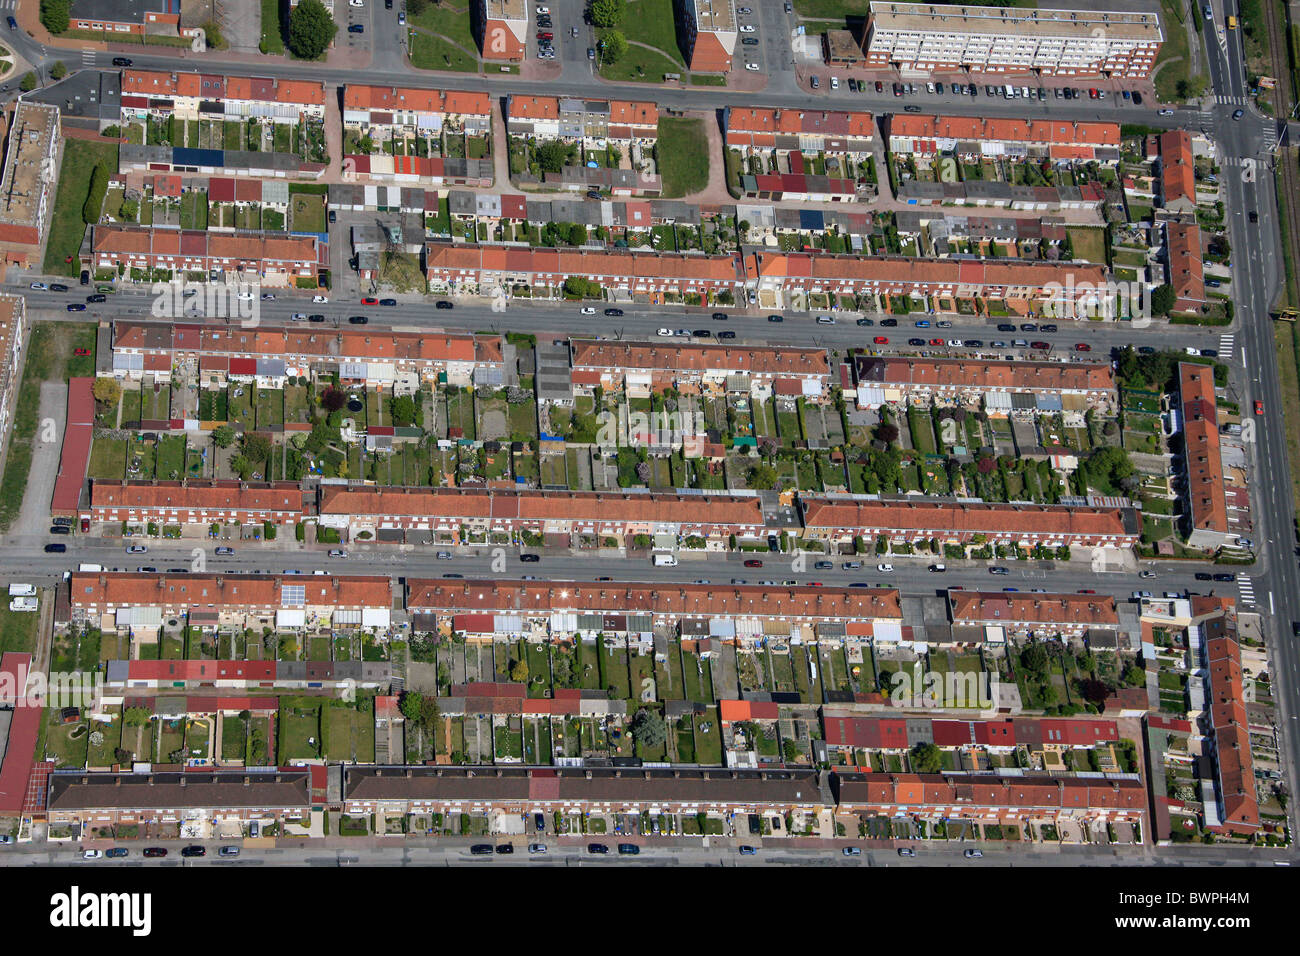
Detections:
84,480,307,528
69,571,394,633
85,227,323,285
317,486,772,544
104,659,392,691
119,70,327,124
109,320,503,388
946,590,1123,642
798,497,1141,550
851,354,1118,413
884,115,1121,163
569,339,832,400
342,86,493,140
725,107,875,158
505,96,659,148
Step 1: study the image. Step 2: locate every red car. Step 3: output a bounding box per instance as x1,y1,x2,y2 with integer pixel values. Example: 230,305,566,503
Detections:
743,559,763,568
73,348,90,356
361,297,378,305
1255,399,1265,415
873,336,888,344
929,338,944,346
1074,342,1091,352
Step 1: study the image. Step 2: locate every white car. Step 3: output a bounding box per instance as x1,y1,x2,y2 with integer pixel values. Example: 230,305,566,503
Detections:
1158,108,1175,116
291,312,306,321
535,4,549,13
1184,347,1200,356
657,328,674,336
260,293,276,301
740,24,755,32
745,63,761,71
82,850,102,860
947,339,962,347
830,76,839,90
580,307,596,314
349,0,363,5
877,563,894,572
29,282,48,291
312,295,329,303
236,291,255,301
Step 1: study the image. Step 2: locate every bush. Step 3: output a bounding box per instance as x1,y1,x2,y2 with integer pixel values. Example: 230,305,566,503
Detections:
83,164,109,224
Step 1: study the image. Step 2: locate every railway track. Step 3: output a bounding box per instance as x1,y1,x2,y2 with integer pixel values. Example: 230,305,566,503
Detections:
1262,0,1300,309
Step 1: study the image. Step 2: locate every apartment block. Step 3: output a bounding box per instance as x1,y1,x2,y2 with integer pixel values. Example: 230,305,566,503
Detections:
677,0,737,72
0,102,62,262
480,0,528,61
864,2,1163,78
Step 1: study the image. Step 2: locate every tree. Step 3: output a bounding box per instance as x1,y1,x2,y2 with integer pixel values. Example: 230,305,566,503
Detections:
82,163,108,223
399,690,425,723
509,658,529,683
287,0,337,60
241,432,272,465
747,463,779,489
50,61,67,80
1150,283,1176,316
92,377,121,407
910,741,942,774
630,708,667,750
599,30,628,65
568,223,588,246
1020,643,1049,677
590,0,626,27
875,422,899,444
229,455,250,479
321,386,347,413
40,0,70,34
536,140,571,174
211,425,236,448
389,394,417,426
407,0,427,13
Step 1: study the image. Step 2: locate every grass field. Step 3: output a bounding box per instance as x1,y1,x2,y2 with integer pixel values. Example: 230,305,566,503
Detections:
0,605,41,655
1153,0,1199,103
1066,226,1108,266
409,30,478,72
657,118,710,198
44,139,120,275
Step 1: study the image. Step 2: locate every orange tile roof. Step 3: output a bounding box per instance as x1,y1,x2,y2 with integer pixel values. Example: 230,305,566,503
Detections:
70,572,392,610
1179,362,1227,535
90,480,305,515
750,252,1106,292
506,95,559,120
425,244,746,284
1159,129,1196,206
801,498,1136,539
727,107,874,139
407,578,902,622
1166,221,1204,306
121,70,323,106
608,101,659,127
318,486,767,526
343,85,491,116
948,590,1119,627
835,772,1146,812
859,355,1115,393
886,114,1119,148
571,340,830,378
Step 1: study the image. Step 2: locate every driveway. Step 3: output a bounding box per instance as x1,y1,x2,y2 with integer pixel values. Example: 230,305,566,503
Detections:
218,0,263,55
12,381,68,538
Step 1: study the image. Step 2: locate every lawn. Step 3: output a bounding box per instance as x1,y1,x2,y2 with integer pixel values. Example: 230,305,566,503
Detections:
291,194,326,233
259,0,284,54
0,605,41,655
1066,227,1108,266
409,30,479,72
44,139,120,275
656,118,710,199
1153,0,1197,103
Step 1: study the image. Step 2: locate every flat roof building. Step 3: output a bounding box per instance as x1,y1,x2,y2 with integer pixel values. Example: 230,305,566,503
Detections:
864,2,1163,78
0,102,62,259
678,0,736,73
481,0,528,61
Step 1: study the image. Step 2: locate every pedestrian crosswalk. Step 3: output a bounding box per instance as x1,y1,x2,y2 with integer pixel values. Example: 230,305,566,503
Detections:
1218,332,1235,356
1221,156,1261,169
1263,122,1280,151
80,48,96,66
1216,94,1248,106
1237,575,1256,607
0,0,15,10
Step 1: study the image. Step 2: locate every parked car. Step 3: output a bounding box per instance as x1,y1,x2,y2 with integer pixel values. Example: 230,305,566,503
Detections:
587,843,609,854
215,546,235,556
106,848,129,858
617,843,640,855
470,844,493,856
520,553,541,563
82,849,102,860
142,847,167,858
842,847,862,856
218,846,240,857
495,844,514,855
739,845,758,855
898,847,916,857
528,843,548,854
181,845,205,858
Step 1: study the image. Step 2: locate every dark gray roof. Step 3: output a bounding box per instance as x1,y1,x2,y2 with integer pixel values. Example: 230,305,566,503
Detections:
48,770,312,811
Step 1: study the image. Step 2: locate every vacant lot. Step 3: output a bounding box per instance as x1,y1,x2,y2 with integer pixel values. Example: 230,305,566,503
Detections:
657,118,710,198
44,139,120,275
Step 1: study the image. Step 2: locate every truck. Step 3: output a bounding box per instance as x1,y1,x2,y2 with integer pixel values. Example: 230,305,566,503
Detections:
1227,14,1237,28
8,597,37,613
6,584,35,597
77,563,103,573
652,553,678,567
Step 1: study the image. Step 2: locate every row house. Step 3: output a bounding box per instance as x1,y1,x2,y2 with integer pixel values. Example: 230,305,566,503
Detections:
798,496,1141,551
946,590,1121,642
86,227,323,286
739,173,860,203
863,2,1163,78
405,579,903,641
110,320,503,389
435,687,627,718
117,144,325,181
894,178,1108,211
1156,130,1197,215
505,96,659,147
342,85,493,139
823,715,1120,754
852,354,1117,413
120,70,326,124
47,769,314,830
1178,362,1230,550
831,771,1147,831
317,486,772,543
70,571,394,633
344,766,821,818
424,243,747,300
724,107,875,158
895,210,1070,252
1197,599,1259,836
569,339,831,401
1165,221,1205,313
884,115,1121,163
747,251,1107,313
104,659,392,691
85,480,306,528
345,154,494,187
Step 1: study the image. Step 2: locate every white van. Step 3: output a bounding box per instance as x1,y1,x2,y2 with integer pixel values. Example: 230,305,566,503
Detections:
653,553,678,567
7,584,35,596
77,563,103,573
1004,84,1015,98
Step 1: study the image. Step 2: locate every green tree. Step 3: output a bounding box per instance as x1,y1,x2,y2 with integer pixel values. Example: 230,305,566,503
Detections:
50,61,68,80
1020,643,1049,677
536,140,571,174
40,0,70,34
82,163,108,223
399,690,425,722
630,708,667,750
747,463,779,489
568,223,588,246
241,432,272,465
211,425,236,448
910,741,942,773
509,658,529,683
407,0,428,13
599,30,628,65
92,377,121,407
1150,283,1176,316
388,395,418,426
287,0,337,60
590,0,626,27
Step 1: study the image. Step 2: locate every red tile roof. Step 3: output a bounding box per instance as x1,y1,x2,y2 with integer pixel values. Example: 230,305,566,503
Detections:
1179,362,1227,536
71,572,393,611
801,497,1136,540
886,115,1120,149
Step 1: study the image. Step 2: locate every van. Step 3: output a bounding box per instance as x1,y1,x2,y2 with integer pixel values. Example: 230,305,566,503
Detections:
1004,84,1015,98
77,564,103,573
7,584,35,597
929,563,946,572
653,554,678,567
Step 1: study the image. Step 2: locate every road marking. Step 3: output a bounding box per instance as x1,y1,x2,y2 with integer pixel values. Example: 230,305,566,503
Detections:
1238,575,1256,606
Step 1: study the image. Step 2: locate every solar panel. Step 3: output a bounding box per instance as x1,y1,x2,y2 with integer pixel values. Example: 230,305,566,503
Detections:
281,584,306,607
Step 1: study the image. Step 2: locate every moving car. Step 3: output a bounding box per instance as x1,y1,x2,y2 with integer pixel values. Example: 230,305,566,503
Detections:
127,544,148,554
898,847,916,857
111,56,133,66
215,546,235,555
964,849,983,859
604,308,624,316
519,553,541,563
348,315,369,324
1255,399,1265,415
